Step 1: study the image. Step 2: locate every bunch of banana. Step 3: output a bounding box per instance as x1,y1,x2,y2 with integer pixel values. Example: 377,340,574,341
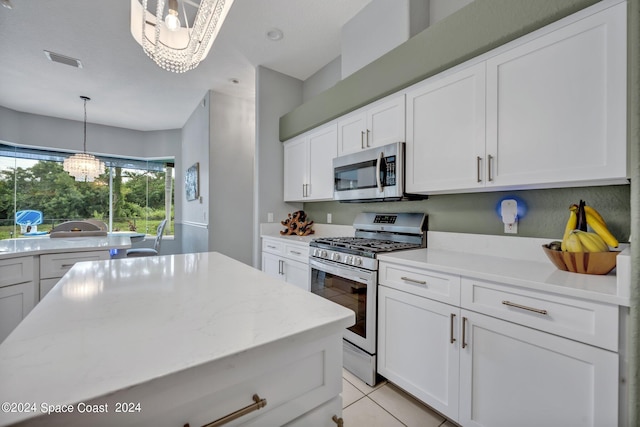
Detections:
559,200,618,252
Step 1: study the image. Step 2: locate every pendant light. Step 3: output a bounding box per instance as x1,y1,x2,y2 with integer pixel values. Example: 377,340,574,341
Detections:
63,96,105,182
130,0,235,73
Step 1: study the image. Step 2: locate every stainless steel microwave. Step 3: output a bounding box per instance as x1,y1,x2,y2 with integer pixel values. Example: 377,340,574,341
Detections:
333,142,405,202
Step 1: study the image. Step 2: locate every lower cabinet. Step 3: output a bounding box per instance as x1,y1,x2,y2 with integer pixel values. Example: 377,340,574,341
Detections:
39,250,110,299
262,238,310,292
0,256,37,343
377,260,621,426
0,281,36,343
26,330,345,427
378,285,460,418
458,310,618,427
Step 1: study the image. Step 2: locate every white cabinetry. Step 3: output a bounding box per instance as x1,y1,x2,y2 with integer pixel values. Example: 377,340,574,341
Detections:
283,122,337,202
377,258,620,425
406,63,486,194
405,2,626,194
0,256,36,343
458,309,617,427
337,94,405,156
40,250,110,299
484,1,626,188
378,285,460,418
262,237,310,291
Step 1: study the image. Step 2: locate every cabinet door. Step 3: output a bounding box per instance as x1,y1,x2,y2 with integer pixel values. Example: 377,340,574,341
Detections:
367,94,405,149
283,259,310,292
405,63,486,194
262,252,283,280
337,111,366,156
283,137,307,202
307,123,337,201
378,285,460,420
459,309,618,427
485,3,626,188
0,282,36,343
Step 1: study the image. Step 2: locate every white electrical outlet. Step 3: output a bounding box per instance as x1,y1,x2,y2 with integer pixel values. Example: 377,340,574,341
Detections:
327,213,332,224
267,212,274,223
504,220,518,234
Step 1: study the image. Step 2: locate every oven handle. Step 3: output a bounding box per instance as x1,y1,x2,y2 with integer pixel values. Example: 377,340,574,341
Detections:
309,258,374,285
376,151,383,193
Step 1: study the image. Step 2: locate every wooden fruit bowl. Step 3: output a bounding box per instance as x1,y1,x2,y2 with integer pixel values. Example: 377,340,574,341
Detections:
542,245,619,275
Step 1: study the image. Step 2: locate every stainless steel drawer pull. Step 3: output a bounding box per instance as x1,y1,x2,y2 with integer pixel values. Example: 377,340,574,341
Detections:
61,263,76,268
401,276,427,285
462,316,468,349
450,313,456,344
476,156,482,183
487,154,494,182
361,131,365,149
289,250,302,255
502,300,548,315
266,245,277,249
332,415,344,426
184,394,267,427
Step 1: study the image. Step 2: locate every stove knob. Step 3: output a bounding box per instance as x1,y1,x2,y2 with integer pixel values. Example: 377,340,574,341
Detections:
320,250,328,258
312,249,319,257
354,257,363,266
331,253,341,262
345,256,353,264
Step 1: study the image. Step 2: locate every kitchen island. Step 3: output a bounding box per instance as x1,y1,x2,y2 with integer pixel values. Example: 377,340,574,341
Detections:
0,252,354,427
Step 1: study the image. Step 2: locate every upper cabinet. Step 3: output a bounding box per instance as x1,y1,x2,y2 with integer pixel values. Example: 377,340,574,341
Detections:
337,94,405,156
406,1,627,195
284,122,337,202
406,63,486,194
485,1,627,189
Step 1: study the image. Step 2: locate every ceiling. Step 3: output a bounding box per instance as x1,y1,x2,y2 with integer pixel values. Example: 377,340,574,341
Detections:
0,0,371,131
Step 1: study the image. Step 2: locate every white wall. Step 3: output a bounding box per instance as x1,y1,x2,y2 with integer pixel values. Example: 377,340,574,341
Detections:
429,0,474,25
180,94,210,255
0,106,179,159
254,66,304,267
208,91,255,265
303,57,342,102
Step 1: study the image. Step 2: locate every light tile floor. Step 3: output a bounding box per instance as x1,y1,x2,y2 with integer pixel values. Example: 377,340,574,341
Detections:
342,369,458,427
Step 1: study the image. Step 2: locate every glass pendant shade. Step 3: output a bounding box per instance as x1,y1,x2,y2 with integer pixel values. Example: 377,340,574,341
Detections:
63,153,104,182
130,0,235,73
63,96,105,182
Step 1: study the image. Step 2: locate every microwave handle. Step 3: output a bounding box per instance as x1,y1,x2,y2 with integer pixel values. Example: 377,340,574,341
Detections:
376,152,383,193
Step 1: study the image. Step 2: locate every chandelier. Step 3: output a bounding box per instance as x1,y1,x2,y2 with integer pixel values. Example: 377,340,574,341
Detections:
63,96,105,182
130,0,235,73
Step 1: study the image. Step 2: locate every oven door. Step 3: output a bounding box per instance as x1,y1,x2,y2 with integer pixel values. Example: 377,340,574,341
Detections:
309,258,377,354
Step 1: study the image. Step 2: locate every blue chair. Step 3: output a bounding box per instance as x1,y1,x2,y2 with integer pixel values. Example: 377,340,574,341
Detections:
15,210,45,235
126,219,167,257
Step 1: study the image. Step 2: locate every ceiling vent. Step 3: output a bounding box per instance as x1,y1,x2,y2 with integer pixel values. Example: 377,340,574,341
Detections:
44,50,83,68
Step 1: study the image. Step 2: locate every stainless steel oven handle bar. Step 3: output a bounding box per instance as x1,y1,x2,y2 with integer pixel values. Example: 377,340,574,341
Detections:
309,259,374,284
376,151,383,193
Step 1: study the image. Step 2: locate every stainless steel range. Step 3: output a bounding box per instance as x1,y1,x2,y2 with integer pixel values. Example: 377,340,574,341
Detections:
309,212,427,386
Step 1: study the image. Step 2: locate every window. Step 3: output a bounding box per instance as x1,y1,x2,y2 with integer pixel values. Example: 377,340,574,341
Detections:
0,144,174,239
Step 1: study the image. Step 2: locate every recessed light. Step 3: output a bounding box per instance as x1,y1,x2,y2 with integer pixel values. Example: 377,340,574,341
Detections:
266,28,284,41
229,78,240,84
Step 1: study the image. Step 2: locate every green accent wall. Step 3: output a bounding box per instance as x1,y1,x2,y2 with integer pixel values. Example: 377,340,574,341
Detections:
280,0,600,141
303,185,631,241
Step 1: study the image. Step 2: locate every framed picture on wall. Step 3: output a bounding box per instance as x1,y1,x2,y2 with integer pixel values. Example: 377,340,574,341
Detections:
185,162,199,201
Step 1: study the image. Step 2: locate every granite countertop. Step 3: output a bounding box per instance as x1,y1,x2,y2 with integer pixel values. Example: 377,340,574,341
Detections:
0,252,354,426
378,248,628,306
0,236,131,259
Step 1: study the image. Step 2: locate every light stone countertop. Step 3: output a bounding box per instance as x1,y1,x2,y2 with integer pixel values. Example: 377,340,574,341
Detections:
378,248,628,306
0,252,354,426
260,223,354,245
0,235,131,260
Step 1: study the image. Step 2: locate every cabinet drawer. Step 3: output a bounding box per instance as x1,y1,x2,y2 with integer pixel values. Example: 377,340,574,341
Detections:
262,239,284,255
461,278,618,351
379,261,461,305
40,251,110,279
0,256,34,287
29,333,342,427
283,243,309,263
